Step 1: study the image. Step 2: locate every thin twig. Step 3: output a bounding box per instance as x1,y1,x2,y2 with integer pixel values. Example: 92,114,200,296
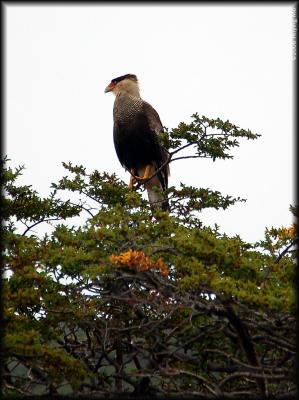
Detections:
22,218,60,236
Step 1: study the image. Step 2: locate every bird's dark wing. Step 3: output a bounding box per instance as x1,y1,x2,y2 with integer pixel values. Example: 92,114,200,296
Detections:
142,101,164,134
142,101,170,190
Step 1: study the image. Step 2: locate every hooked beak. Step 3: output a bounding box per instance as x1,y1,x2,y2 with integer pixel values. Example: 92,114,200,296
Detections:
104,82,115,93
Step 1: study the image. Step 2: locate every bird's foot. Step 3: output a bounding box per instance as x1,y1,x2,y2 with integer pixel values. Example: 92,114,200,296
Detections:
128,169,141,189
128,175,144,189
128,166,152,188
128,176,136,189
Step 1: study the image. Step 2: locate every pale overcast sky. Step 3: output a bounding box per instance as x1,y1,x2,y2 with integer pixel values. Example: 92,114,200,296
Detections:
4,4,295,243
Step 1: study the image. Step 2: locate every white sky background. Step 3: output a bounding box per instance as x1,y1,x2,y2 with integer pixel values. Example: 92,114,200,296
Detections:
5,4,295,243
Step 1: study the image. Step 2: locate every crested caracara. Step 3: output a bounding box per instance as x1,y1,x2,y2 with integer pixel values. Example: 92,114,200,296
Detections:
105,74,170,211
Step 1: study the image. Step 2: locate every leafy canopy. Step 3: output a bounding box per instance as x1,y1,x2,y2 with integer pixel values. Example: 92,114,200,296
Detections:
2,115,296,398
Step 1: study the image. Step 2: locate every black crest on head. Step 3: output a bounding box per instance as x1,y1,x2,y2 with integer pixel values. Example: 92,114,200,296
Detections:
111,74,138,84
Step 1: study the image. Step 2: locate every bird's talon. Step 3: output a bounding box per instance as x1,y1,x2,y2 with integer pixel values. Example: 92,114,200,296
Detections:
128,175,137,189
134,176,145,181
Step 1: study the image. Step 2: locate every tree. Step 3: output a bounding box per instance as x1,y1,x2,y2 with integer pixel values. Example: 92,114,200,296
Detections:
2,114,296,398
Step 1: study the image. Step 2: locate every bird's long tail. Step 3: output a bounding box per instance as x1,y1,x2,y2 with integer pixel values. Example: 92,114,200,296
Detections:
137,166,169,211
146,186,169,211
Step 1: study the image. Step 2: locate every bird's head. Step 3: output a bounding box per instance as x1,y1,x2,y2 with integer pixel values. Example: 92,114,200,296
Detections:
104,74,140,97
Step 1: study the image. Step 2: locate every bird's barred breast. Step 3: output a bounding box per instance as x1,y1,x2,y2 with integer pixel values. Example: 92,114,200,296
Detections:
113,94,143,124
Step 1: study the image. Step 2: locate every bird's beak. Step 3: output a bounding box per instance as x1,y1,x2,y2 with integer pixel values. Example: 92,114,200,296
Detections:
104,82,115,93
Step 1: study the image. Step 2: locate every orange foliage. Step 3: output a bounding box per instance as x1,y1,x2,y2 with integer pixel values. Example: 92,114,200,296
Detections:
277,224,297,240
110,249,168,277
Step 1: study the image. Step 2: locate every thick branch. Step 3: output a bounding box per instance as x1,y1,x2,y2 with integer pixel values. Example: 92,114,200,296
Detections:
223,302,267,396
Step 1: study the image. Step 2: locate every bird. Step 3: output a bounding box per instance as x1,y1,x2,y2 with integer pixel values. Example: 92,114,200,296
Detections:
104,74,170,211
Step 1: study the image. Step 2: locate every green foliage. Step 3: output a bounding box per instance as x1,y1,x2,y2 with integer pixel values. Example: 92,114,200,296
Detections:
159,113,259,162
2,116,295,398
1,158,81,235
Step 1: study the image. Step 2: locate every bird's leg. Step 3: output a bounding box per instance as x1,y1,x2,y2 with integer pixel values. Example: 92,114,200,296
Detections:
128,169,136,189
128,169,137,189
134,165,152,182
128,165,153,189
128,175,134,189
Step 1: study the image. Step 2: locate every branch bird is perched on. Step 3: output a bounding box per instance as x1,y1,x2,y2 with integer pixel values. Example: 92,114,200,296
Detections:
105,74,170,211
